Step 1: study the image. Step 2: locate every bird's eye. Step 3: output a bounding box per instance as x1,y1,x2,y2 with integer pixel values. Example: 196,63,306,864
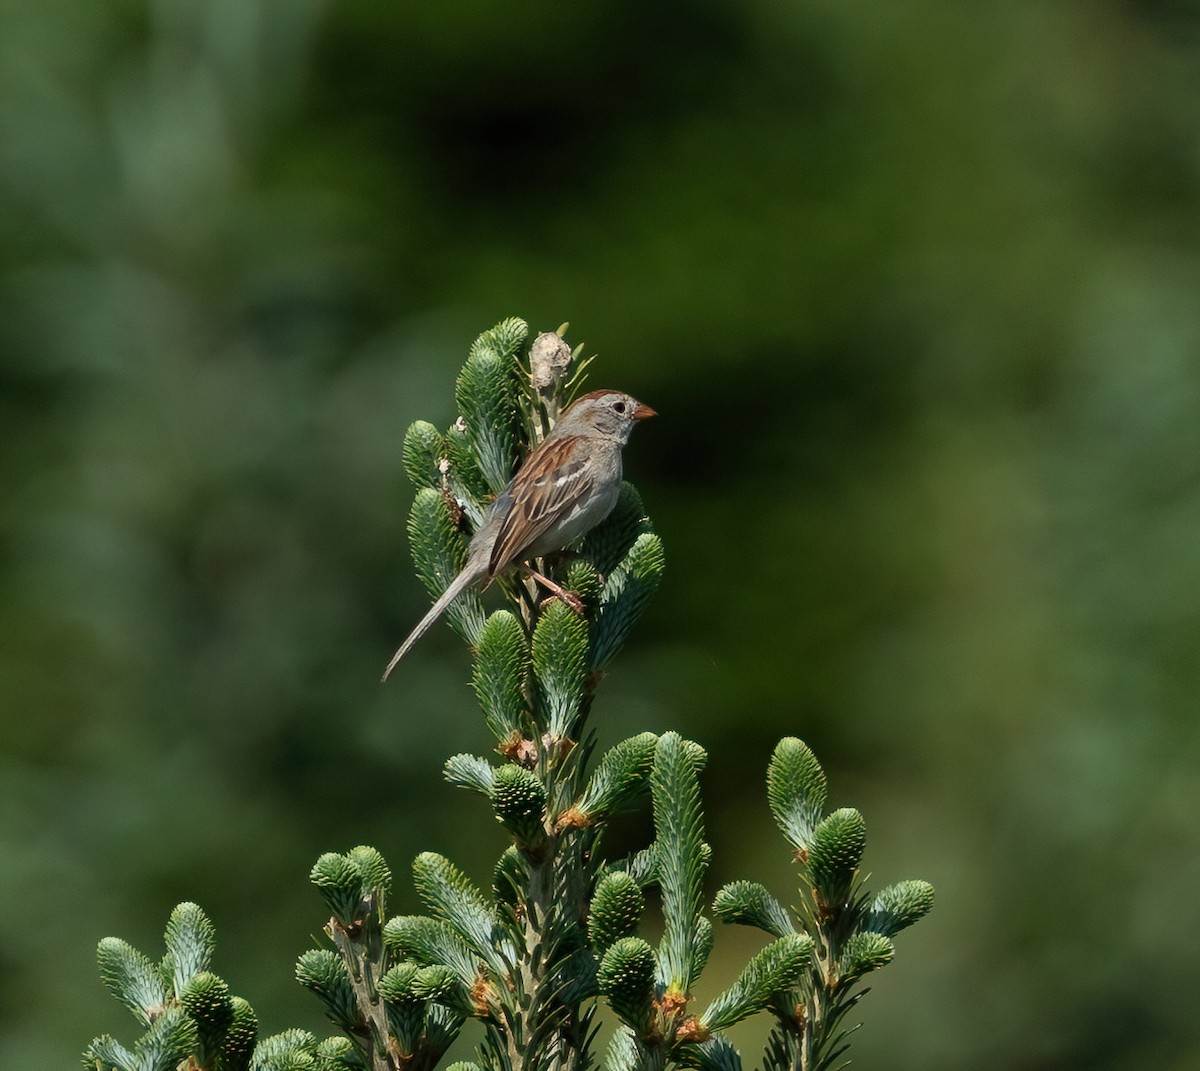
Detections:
612,401,627,414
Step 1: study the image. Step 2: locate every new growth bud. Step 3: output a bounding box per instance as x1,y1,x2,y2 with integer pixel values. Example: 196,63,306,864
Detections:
530,330,573,393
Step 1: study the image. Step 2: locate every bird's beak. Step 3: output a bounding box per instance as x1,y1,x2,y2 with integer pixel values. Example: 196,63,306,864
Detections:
632,402,657,421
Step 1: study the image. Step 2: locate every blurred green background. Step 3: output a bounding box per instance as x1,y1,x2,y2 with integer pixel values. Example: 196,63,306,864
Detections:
3,0,1199,1067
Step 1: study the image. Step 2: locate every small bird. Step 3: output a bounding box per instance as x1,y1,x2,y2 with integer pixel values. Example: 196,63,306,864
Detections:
382,389,656,679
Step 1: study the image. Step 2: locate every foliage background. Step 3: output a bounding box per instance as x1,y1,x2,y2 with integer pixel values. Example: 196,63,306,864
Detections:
3,1,1199,1068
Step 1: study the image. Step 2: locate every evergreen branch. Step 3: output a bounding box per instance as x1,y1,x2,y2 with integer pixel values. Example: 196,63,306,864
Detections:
296,950,360,1033
444,418,491,525
445,753,497,796
650,732,708,995
574,732,658,825
249,1030,318,1071
491,764,549,848
602,1027,651,1071
132,1006,199,1071
700,933,814,1033
96,938,169,1027
588,871,645,951
836,932,894,989
421,1002,469,1067
349,845,393,903
582,483,652,579
682,1036,743,1071
690,916,714,984
711,881,795,939
412,851,515,974
325,914,394,1069
863,880,935,937
492,845,528,914
531,600,588,741
178,971,235,1068
590,533,664,671
403,420,446,491
472,611,531,743
383,916,489,999
222,997,258,1071
377,963,469,1060
456,317,526,494
766,738,827,856
82,1034,135,1071
597,937,656,1034
603,846,658,889
807,808,867,910
162,902,216,996
749,743,932,1071
84,319,933,1071
310,846,390,931
407,487,487,647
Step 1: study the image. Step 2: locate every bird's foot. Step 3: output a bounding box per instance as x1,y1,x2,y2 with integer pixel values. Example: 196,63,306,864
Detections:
540,589,586,615
521,563,587,615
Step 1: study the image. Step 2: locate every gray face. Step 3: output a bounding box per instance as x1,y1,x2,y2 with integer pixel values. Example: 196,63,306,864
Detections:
584,393,638,440
557,390,644,443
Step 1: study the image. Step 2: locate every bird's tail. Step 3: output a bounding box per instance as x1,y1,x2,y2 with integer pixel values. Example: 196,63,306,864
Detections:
381,562,486,681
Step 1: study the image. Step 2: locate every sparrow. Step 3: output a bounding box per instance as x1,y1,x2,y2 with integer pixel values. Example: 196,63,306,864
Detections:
382,389,655,679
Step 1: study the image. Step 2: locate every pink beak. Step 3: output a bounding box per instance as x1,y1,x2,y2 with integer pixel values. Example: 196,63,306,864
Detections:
633,402,657,421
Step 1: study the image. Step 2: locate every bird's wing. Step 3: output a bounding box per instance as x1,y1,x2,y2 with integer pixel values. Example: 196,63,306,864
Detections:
488,434,594,576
